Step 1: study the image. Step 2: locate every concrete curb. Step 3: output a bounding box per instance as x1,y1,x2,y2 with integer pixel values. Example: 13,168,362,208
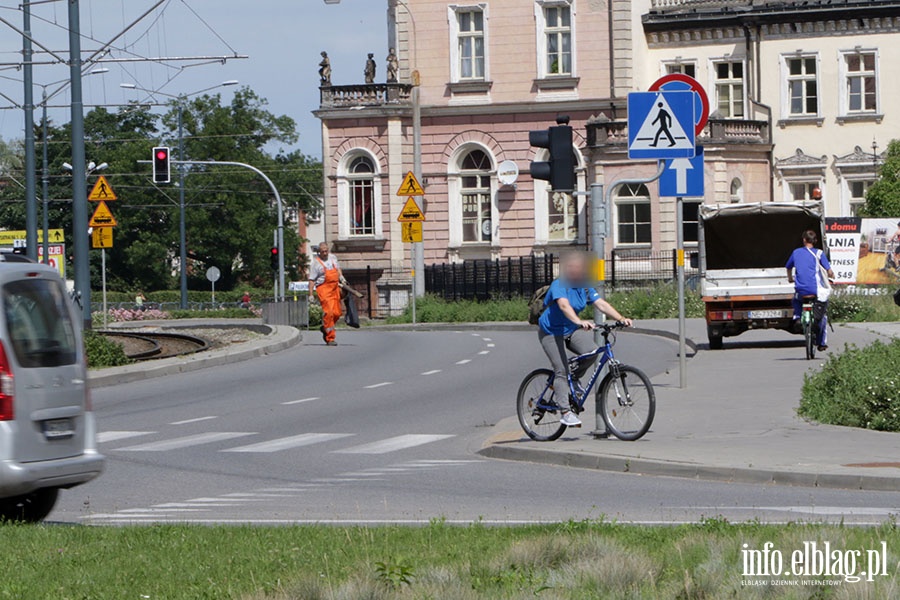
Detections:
477,433,900,492
89,325,302,389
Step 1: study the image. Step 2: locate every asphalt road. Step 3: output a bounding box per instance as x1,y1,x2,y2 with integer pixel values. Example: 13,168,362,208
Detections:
54,328,900,525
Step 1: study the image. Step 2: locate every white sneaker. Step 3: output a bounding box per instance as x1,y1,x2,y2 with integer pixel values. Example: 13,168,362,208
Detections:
560,411,582,427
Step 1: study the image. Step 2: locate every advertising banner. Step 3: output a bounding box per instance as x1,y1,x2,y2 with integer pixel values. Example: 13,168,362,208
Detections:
826,217,900,285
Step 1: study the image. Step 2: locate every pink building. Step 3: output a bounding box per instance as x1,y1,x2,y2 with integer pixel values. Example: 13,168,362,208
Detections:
316,0,771,315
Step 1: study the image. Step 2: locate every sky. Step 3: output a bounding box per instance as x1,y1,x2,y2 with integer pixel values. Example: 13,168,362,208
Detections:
0,0,388,158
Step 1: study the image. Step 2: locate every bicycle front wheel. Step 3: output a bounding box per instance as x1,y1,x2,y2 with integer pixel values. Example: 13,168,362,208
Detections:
599,365,655,441
516,368,566,442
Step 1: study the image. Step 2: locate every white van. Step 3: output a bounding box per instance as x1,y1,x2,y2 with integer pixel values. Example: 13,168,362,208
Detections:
0,255,104,521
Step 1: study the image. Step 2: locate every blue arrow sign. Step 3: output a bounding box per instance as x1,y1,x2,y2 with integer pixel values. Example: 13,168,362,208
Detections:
659,147,705,198
628,91,696,160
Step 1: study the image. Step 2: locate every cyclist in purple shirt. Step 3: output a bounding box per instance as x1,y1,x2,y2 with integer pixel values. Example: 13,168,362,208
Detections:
539,251,632,427
786,230,834,351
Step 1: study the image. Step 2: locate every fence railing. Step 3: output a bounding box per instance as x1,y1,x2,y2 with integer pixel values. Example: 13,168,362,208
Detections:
425,251,698,300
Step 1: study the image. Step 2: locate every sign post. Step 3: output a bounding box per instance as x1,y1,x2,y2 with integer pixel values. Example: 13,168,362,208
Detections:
397,172,427,324
206,266,221,307
101,248,107,328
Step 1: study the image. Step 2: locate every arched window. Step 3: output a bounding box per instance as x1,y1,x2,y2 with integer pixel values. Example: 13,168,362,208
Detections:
730,178,743,203
348,156,375,236
615,184,652,246
459,149,493,242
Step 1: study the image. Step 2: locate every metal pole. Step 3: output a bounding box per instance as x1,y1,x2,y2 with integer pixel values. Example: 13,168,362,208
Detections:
101,248,107,329
590,183,606,437
412,85,425,299
69,0,92,330
23,3,37,260
411,246,416,324
178,103,188,309
41,94,50,265
676,196,687,389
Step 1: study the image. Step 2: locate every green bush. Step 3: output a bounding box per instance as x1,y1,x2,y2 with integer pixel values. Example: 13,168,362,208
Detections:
83,331,132,369
168,308,260,320
101,288,274,305
309,302,323,327
828,289,900,323
607,284,705,320
800,339,900,431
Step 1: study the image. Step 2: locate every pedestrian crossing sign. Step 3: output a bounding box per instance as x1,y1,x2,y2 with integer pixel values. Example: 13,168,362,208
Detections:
88,175,117,201
396,171,425,196
627,91,696,160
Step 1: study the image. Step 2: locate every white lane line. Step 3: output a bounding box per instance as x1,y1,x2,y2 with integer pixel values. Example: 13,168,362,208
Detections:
282,397,320,406
221,492,298,498
119,508,204,513
456,359,471,365
97,431,155,444
421,369,441,376
116,432,254,452
223,433,353,454
478,350,490,355
169,416,217,426
482,338,492,341
153,503,233,508
333,434,455,455
187,497,262,503
487,343,495,348
471,333,481,337
364,381,393,389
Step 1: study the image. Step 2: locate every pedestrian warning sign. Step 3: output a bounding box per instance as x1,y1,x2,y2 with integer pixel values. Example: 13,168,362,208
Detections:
88,175,117,201
401,221,423,243
397,197,426,222
396,171,425,196
89,201,117,227
627,91,696,160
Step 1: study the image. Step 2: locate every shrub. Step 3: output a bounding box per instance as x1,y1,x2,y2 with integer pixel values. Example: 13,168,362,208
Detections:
309,302,323,327
83,331,131,369
168,308,261,320
800,339,900,431
97,308,171,323
828,288,900,323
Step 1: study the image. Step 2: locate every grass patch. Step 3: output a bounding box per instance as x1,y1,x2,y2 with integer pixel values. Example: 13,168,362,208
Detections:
800,338,900,431
83,330,131,368
0,521,897,598
828,290,900,323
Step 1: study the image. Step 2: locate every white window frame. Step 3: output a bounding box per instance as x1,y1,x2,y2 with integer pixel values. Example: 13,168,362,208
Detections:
448,4,489,83
709,59,746,119
613,184,653,248
662,60,697,79
533,146,587,245
781,178,823,203
534,0,576,79
781,53,820,119
335,149,383,240
448,144,499,248
839,49,879,115
844,176,874,216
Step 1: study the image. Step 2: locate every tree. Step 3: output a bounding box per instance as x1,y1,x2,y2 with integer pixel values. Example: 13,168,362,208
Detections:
860,139,900,217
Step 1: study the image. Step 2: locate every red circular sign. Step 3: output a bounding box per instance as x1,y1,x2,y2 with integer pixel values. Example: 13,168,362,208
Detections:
649,74,710,136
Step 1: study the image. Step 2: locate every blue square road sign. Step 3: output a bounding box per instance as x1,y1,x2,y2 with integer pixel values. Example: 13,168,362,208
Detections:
628,91,696,160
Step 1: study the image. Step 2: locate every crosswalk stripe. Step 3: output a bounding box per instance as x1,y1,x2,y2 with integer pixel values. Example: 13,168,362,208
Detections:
456,359,471,365
116,432,254,452
282,397,320,406
364,381,393,389
222,433,353,453
97,431,155,444
421,369,441,375
333,434,455,455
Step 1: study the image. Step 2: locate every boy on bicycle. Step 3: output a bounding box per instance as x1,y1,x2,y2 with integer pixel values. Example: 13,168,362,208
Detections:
786,230,834,352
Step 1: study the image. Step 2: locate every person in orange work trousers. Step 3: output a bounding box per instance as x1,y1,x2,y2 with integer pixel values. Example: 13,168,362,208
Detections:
309,242,343,346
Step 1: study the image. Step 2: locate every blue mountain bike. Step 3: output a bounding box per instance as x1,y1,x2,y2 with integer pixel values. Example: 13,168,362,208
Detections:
517,322,656,442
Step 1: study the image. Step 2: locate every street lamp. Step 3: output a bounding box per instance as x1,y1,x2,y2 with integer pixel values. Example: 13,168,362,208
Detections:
120,81,239,310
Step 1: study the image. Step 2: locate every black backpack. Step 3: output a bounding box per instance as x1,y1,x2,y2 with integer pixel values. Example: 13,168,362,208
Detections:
527,285,551,325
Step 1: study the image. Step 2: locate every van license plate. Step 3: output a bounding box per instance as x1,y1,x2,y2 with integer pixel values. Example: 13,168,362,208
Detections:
749,310,783,319
43,418,74,440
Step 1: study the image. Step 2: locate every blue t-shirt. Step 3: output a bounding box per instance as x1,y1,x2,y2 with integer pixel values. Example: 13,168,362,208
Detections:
538,279,600,336
786,247,831,297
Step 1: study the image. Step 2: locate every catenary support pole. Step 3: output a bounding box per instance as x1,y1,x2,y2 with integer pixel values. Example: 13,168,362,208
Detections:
41,94,50,265
178,103,188,309
23,3,37,260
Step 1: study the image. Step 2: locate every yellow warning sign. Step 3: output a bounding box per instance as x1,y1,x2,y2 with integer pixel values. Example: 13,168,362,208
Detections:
396,171,425,196
88,175,117,201
91,227,113,249
89,201,117,228
397,197,426,222
401,221,423,243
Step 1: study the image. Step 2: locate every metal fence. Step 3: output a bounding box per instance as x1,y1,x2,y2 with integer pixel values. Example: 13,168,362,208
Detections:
425,251,697,300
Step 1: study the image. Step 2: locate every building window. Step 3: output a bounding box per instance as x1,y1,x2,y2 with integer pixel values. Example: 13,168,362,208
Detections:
666,62,696,78
843,51,877,113
849,180,873,215
348,156,375,236
460,149,493,243
714,61,744,118
683,200,701,244
548,191,578,242
786,56,818,116
730,178,743,203
544,4,572,76
457,9,485,80
616,184,652,246
789,181,821,201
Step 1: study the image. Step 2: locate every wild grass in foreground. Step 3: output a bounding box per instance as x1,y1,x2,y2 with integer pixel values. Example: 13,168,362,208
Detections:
0,520,897,599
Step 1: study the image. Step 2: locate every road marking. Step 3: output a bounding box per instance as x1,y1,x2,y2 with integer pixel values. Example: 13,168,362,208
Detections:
471,333,481,337
153,502,233,508
478,350,490,355
482,338,492,341
487,343,495,348
116,432,254,452
170,416,218,426
421,369,441,375
187,497,265,503
119,507,205,513
282,397,320,406
456,359,471,365
364,381,393,389
333,434,455,455
97,431,155,444
222,433,353,453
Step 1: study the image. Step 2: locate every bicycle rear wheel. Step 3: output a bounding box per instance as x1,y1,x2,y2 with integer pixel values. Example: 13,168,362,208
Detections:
517,368,566,442
599,365,655,441
804,321,816,360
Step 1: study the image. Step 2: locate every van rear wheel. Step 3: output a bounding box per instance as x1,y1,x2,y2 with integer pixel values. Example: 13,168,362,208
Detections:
707,328,723,350
0,487,59,523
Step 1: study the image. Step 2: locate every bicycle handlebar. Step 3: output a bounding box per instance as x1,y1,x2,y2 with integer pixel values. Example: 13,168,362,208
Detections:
594,321,630,331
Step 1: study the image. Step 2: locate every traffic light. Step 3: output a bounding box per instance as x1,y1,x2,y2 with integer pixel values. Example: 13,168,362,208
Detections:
270,247,279,271
529,115,575,193
152,146,171,184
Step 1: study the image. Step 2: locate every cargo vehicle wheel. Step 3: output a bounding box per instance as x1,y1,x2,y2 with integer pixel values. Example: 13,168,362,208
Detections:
0,488,59,523
707,328,723,350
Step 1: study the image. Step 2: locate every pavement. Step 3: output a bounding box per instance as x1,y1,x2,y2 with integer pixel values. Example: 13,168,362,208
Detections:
481,318,900,491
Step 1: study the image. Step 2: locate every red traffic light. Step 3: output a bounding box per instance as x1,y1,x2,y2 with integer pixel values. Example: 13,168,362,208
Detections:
152,146,171,184
156,150,168,160
271,247,278,255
